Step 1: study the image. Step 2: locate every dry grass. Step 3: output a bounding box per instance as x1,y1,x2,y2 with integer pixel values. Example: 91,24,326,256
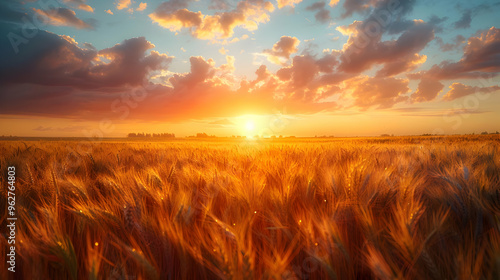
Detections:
1,135,499,279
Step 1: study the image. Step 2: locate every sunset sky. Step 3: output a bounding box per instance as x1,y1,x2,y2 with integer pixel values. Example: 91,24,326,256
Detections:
0,0,499,137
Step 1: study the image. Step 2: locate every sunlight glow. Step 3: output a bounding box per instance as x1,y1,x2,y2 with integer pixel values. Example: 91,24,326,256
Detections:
246,120,255,131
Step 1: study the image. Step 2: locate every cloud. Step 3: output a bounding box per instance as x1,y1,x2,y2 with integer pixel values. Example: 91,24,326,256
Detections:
339,0,418,33
376,53,427,78
153,0,194,13
423,27,500,79
33,126,53,132
33,8,96,30
276,0,303,9
334,0,424,75
0,83,111,118
306,1,331,24
329,0,339,6
6,0,486,124
442,83,500,101
219,47,228,55
208,119,234,125
391,107,489,117
209,0,230,10
346,76,410,109
219,34,250,45
263,36,300,65
410,78,444,102
149,8,202,32
116,0,132,10
141,56,281,120
169,56,216,88
338,20,434,76
435,35,466,52
274,53,345,104
428,15,448,25
62,0,94,12
149,0,275,41
452,3,500,30
277,55,319,89
0,30,363,123
0,2,29,24
340,0,377,18
253,65,271,84
0,51,345,121
219,55,235,73
453,9,471,29
34,125,87,132
136,2,148,12
0,31,172,89
0,34,181,120
105,9,114,15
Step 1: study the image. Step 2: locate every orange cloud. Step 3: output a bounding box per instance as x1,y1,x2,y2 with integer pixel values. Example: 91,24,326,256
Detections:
0,8,456,125
264,36,300,65
424,27,500,80
277,0,302,9
0,30,343,122
33,8,95,29
273,53,346,104
149,0,275,41
116,0,132,10
346,76,410,109
136,2,148,12
219,47,228,55
149,8,202,31
376,53,427,77
218,56,235,74
329,0,339,6
411,78,444,102
62,0,94,12
105,9,114,15
442,83,500,101
219,34,250,45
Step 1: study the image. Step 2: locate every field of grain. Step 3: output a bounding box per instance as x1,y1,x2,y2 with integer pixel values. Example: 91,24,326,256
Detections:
1,136,499,279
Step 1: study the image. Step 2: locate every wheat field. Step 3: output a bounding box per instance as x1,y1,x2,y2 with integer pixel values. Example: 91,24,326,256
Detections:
1,136,499,279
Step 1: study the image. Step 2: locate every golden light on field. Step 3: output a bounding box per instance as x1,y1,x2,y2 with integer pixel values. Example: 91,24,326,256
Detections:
2,0,500,277
1,136,499,279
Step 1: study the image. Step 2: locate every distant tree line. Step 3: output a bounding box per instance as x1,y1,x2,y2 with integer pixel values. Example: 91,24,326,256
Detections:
186,133,217,138
196,133,216,138
421,131,499,136
127,133,175,138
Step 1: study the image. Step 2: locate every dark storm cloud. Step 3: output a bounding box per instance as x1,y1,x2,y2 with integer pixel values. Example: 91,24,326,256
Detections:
0,31,172,89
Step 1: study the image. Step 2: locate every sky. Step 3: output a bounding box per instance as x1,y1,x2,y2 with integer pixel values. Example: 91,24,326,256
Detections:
0,0,499,137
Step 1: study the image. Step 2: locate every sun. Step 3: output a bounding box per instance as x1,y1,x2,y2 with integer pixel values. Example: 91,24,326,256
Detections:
245,120,255,132
237,115,262,138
